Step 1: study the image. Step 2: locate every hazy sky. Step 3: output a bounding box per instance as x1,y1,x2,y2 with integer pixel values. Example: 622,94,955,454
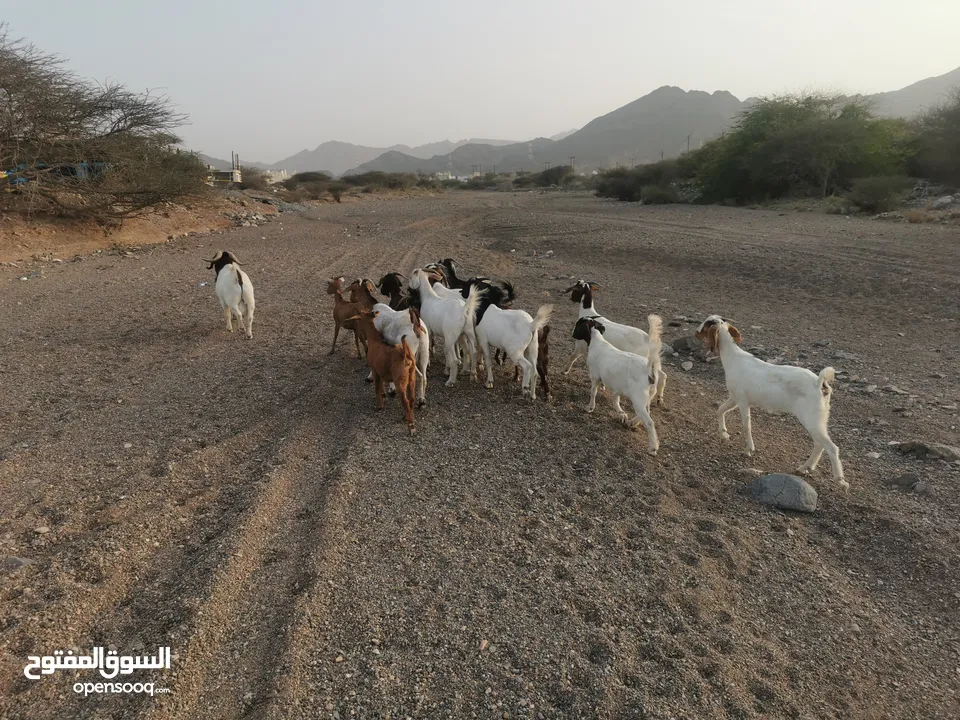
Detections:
6,1,959,163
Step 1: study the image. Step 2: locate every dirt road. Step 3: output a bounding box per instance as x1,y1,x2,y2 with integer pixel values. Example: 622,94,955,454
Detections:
1,192,958,719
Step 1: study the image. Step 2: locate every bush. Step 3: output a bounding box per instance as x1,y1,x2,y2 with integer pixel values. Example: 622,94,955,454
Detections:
340,171,416,190
640,185,677,204
441,178,463,189
513,174,537,188
823,195,852,215
283,171,331,190
909,88,960,185
0,25,206,221
239,166,269,191
846,176,914,213
328,183,346,202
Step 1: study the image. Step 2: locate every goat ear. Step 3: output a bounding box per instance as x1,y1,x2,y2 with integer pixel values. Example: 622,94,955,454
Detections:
588,282,601,292
727,325,742,344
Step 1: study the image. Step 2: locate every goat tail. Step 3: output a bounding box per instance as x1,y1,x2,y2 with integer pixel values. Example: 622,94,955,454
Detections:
818,366,835,402
646,314,663,380
529,303,553,337
463,283,485,328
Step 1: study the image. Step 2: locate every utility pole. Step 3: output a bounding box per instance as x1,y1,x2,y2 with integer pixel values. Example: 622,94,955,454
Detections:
686,133,691,153
661,150,664,161
569,156,575,172
492,164,496,175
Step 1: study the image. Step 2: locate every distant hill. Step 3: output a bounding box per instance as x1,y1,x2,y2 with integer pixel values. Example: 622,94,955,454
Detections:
867,65,960,118
543,86,745,168
265,138,520,175
204,67,960,176
349,86,743,174
346,138,556,176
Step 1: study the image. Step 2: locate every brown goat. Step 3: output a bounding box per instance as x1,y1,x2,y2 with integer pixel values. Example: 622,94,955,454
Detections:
351,310,418,434
512,325,551,398
346,278,379,308
327,276,367,357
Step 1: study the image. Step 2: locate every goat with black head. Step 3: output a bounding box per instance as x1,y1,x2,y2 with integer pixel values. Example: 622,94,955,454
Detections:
205,250,255,338
572,314,663,455
561,279,666,405
377,272,412,310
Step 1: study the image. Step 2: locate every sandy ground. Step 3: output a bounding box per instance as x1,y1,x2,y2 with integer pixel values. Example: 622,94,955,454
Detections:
1,192,958,719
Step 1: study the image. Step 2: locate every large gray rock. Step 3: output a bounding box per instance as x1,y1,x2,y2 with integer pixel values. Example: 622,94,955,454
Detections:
894,441,960,462
750,474,819,512
930,195,955,210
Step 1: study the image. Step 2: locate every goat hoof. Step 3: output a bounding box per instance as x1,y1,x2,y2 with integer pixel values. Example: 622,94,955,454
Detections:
364,377,373,384
617,413,630,425
445,380,456,387
796,465,811,476
584,405,595,414
745,450,754,457
720,432,731,443
838,479,850,492
485,381,494,389
417,399,426,408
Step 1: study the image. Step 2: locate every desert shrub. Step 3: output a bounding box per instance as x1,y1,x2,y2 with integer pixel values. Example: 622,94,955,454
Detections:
0,25,207,220
640,184,677,204
903,209,926,223
846,176,914,213
537,164,574,186
823,195,852,214
239,166,269,191
416,176,439,189
283,171,331,190
513,174,537,188
328,183,346,202
693,94,914,204
340,171,416,190
909,88,960,185
441,178,463,189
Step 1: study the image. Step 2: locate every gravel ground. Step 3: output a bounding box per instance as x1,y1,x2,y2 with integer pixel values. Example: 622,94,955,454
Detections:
1,192,959,719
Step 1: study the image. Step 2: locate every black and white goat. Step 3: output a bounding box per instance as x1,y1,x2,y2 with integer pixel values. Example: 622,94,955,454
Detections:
573,315,663,455
205,251,255,338
695,315,846,489
407,269,483,386
475,299,552,400
377,272,412,310
562,280,666,405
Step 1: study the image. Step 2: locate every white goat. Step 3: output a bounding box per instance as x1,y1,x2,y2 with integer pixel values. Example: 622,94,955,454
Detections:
476,303,552,399
205,251,255,338
562,280,666,404
695,315,846,489
408,269,482,386
371,303,430,406
572,315,663,455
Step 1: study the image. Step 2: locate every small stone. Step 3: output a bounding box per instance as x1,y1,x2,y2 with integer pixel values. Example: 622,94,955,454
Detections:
813,340,830,347
123,442,132,449
942,404,958,411
34,526,50,534
0,556,33,573
865,452,881,459
833,350,858,361
913,482,933,496
865,384,878,393
326,703,335,712
884,385,908,395
739,468,764,477
930,372,945,379
750,474,818,513
681,361,693,371
850,623,862,634
335,655,344,663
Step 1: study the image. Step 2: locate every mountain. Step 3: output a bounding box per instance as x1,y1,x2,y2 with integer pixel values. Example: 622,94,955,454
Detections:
543,86,745,168
867,65,960,119
349,86,744,174
270,141,410,176
346,138,557,176
549,128,579,141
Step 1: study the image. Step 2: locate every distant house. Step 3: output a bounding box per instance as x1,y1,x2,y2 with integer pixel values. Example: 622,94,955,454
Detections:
433,171,453,181
264,169,288,184
206,166,241,185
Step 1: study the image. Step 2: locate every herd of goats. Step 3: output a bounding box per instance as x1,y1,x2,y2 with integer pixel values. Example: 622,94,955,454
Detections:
204,251,847,490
